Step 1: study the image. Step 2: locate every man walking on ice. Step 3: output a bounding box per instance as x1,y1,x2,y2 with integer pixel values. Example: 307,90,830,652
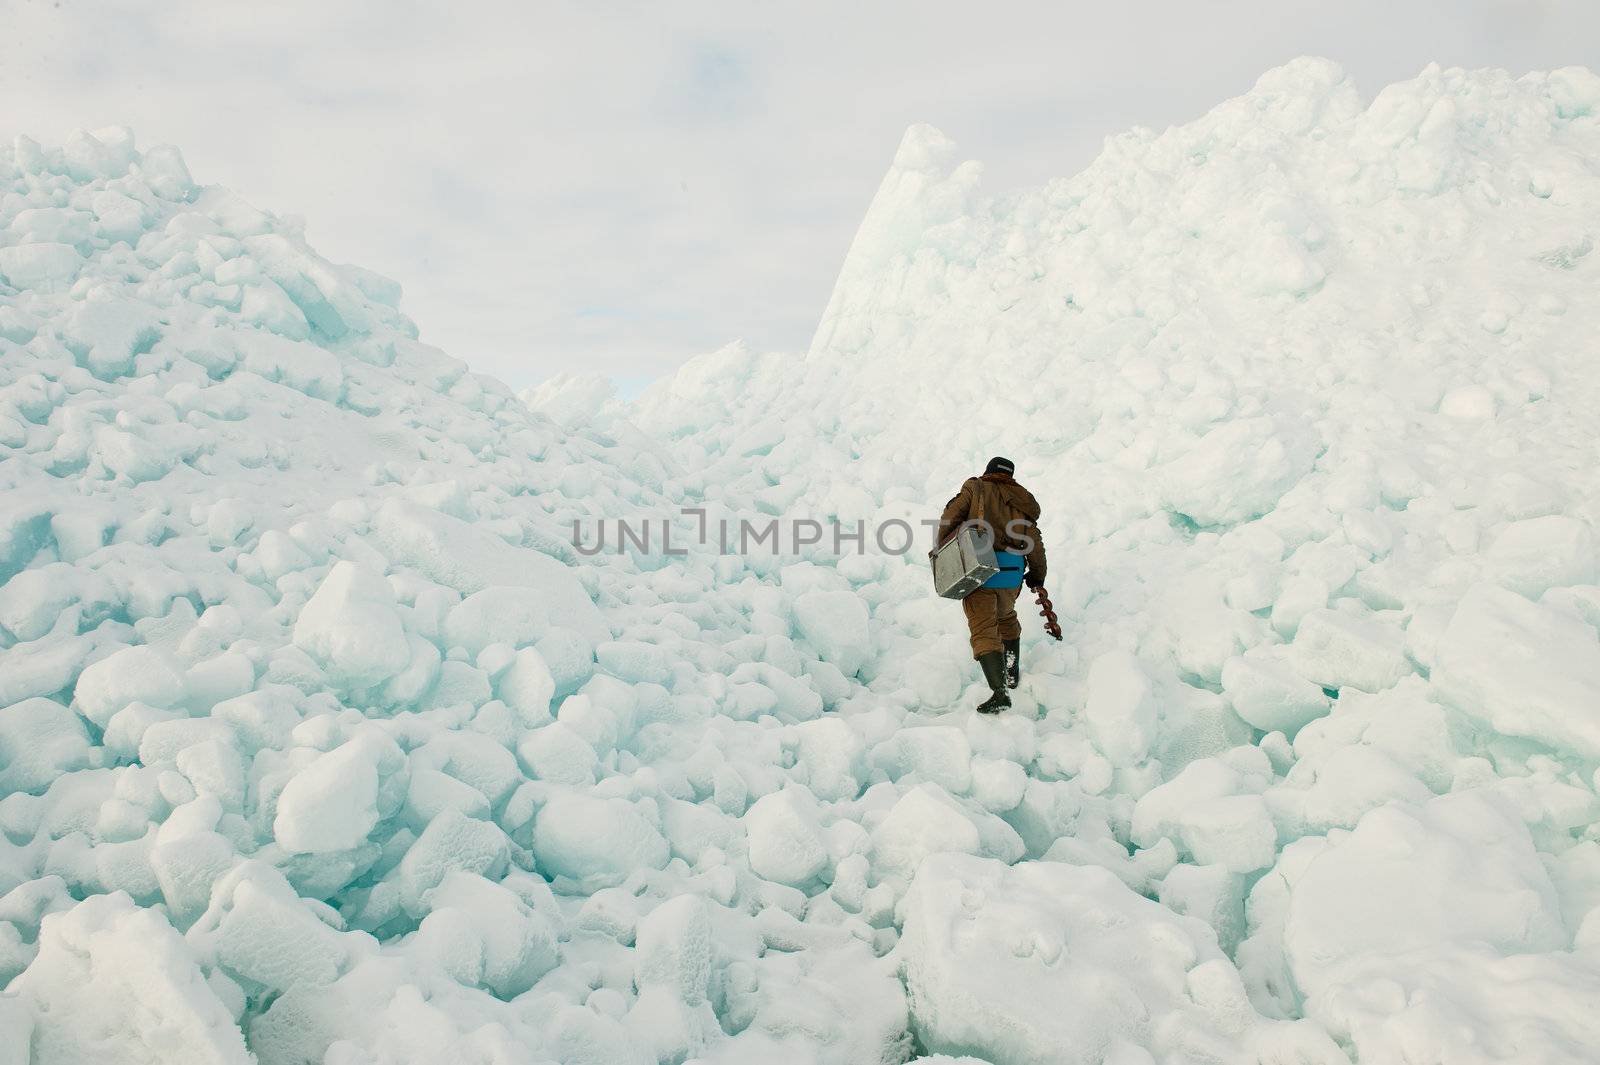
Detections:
934,456,1048,714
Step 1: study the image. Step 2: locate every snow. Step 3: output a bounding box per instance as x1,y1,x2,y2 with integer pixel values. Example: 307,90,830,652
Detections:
272,735,391,854
395,808,512,915
292,562,410,691
1434,584,1600,759
532,794,669,888
11,892,252,1065
73,644,188,727
744,788,830,888
1082,650,1158,766
901,853,1266,1065
0,243,82,293
1288,609,1412,694
1133,755,1279,874
1221,649,1333,735
1280,791,1567,996
5,57,1600,1065
1484,515,1597,597
792,590,872,676
0,697,94,793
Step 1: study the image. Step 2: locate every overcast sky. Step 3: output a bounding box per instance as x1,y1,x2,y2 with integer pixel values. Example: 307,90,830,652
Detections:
5,0,1596,392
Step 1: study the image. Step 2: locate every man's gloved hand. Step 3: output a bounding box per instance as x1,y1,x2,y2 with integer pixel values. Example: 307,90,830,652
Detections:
1024,573,1044,590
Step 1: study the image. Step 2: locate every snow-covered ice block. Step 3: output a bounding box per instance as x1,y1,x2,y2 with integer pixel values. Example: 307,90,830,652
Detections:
635,894,713,1003
0,242,82,293
11,892,252,1065
373,500,608,644
495,645,556,726
595,639,673,686
970,757,1027,813
234,332,346,403
139,142,195,198
1159,862,1247,953
64,298,162,379
1310,942,1600,1065
904,646,965,708
292,561,410,690
1221,648,1332,735
533,793,668,888
183,652,256,713
1083,650,1158,765
419,871,558,997
445,584,603,658
151,830,237,927
210,688,301,753
411,731,520,808
520,372,617,428
396,808,512,916
791,717,866,802
1289,609,1412,693
792,590,871,676
402,767,490,832
1484,515,1596,598
421,659,491,711
516,721,598,787
74,644,188,728
7,206,92,245
62,126,135,180
1132,755,1277,873
0,564,100,642
1542,584,1600,633
1292,685,1455,802
274,733,399,854
175,738,247,808
744,787,830,887
556,678,635,753
1283,791,1566,997
0,698,94,793
1433,584,1600,759
901,854,1261,1065
1156,417,1315,528
1266,744,1431,835
190,863,347,995
627,895,721,1062
872,785,985,882
537,628,598,697
1271,574,1329,638
871,725,973,794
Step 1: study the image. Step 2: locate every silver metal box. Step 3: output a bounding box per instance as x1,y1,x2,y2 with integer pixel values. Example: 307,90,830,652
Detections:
932,525,998,599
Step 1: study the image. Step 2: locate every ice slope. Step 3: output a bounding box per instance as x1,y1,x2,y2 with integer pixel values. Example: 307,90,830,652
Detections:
566,58,1600,1064
3,56,1600,1065
0,129,906,1065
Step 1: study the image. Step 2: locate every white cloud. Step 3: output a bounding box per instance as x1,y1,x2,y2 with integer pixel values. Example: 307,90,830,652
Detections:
4,0,1596,389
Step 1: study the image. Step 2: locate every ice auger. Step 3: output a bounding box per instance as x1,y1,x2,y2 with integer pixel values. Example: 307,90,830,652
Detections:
1034,586,1063,641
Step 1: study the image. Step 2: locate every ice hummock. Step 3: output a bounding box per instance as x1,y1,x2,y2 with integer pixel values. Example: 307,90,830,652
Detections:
4,58,1600,1065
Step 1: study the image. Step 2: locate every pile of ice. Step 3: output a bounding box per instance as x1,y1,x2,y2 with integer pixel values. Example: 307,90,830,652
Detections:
0,126,903,1065
553,59,1600,1065
3,56,1600,1065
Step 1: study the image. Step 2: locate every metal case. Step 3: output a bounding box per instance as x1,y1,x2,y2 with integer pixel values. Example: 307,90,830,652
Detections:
931,525,999,599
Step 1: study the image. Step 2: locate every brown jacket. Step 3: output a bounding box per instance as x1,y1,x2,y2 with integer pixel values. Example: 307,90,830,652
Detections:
937,472,1047,583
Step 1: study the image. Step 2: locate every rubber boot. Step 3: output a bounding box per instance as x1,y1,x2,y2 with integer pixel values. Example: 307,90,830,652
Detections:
1003,638,1021,690
975,651,1011,714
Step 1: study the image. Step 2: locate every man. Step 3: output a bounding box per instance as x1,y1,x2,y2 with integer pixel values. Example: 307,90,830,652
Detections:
933,456,1047,713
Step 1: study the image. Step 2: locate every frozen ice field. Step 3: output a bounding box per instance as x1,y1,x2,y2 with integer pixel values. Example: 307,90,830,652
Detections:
3,58,1600,1064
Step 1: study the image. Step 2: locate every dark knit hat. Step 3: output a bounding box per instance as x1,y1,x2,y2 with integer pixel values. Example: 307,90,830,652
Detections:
985,456,1015,476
